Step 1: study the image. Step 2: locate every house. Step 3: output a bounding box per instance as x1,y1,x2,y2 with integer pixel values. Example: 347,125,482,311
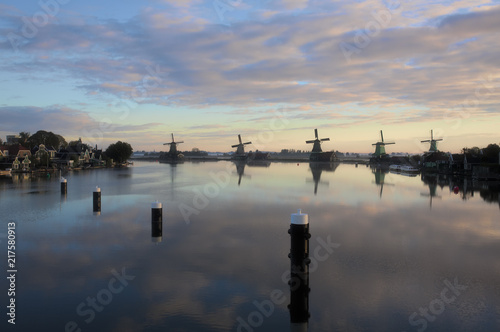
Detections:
55,139,104,167
21,155,31,171
1,144,31,160
33,144,58,159
12,157,20,170
46,146,57,159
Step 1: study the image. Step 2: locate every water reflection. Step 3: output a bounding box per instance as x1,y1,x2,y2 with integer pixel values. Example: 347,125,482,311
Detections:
420,173,442,209
151,215,163,244
308,162,339,195
418,172,500,208
1,161,500,331
371,167,393,198
479,183,500,208
247,160,271,168
232,160,248,186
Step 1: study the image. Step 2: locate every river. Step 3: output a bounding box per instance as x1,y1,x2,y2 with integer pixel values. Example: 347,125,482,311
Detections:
0,161,499,331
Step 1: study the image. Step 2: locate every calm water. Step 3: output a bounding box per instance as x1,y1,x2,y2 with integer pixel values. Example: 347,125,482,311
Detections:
1,161,499,332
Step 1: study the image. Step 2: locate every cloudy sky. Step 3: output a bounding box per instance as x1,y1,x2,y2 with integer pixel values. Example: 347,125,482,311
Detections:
1,0,499,153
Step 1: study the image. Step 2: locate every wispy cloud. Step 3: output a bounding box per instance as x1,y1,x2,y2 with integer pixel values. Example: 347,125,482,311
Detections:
0,1,499,151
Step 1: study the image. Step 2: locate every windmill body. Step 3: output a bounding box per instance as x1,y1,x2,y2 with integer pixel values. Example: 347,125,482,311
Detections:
306,129,336,162
372,130,395,158
231,134,252,160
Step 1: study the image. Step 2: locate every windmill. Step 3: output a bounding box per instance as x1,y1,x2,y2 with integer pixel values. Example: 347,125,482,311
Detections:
231,134,251,159
306,129,335,161
163,133,183,155
160,133,184,163
372,130,395,158
306,129,329,153
421,130,442,152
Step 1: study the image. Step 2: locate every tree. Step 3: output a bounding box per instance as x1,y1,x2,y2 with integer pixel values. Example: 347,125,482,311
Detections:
18,132,30,146
105,141,133,164
27,130,65,149
483,144,500,163
56,134,68,148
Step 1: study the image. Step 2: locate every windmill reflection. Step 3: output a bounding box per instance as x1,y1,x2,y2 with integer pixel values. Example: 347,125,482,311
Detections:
167,163,177,200
420,173,442,209
232,160,248,186
308,162,338,195
231,160,269,186
371,167,393,198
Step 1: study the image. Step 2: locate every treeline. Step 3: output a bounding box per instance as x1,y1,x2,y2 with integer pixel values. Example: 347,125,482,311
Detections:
1,130,67,150
461,144,500,163
2,130,133,165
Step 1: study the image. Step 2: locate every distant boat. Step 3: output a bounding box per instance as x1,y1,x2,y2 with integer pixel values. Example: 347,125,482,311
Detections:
390,164,419,173
400,165,419,173
389,164,401,171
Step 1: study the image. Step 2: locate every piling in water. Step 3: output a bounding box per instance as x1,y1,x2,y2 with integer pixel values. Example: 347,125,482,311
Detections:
151,201,163,243
288,209,310,329
93,186,101,213
61,177,67,195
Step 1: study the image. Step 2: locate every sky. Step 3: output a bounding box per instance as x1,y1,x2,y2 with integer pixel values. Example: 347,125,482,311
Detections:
0,0,499,153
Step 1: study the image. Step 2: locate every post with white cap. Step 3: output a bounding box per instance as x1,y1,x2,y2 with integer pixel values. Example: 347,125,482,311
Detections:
151,201,163,243
93,186,101,213
60,177,67,195
288,209,310,331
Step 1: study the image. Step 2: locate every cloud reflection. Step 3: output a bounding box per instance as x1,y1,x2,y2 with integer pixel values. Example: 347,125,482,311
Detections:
5,162,500,331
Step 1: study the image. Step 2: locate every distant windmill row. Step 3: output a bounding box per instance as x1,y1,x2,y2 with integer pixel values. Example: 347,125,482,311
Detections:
159,129,443,163
372,129,443,158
